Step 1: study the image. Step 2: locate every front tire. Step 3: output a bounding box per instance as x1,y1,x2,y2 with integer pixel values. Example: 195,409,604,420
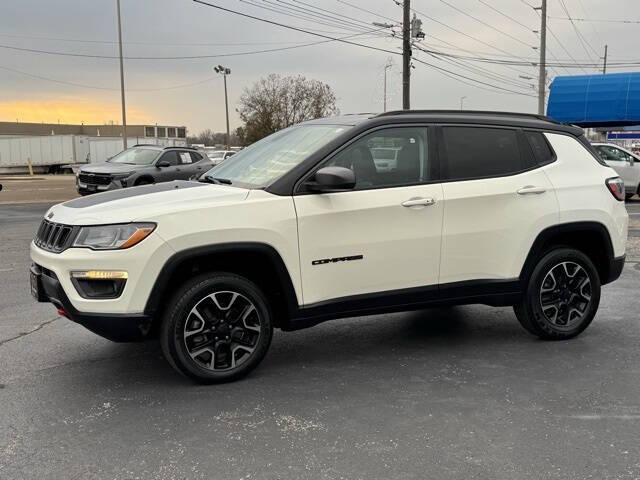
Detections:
160,273,273,383
514,248,601,340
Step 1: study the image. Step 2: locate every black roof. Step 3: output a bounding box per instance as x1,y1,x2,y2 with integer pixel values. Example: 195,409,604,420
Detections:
304,110,583,135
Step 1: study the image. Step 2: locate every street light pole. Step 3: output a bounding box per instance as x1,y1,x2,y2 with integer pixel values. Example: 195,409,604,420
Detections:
214,65,231,149
460,96,467,110
116,0,127,150
383,60,393,112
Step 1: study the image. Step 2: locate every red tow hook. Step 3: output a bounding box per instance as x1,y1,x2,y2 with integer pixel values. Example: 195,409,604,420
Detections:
57,308,68,318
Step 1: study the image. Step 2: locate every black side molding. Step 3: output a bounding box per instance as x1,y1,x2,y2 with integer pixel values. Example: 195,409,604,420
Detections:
519,221,617,284
143,242,300,318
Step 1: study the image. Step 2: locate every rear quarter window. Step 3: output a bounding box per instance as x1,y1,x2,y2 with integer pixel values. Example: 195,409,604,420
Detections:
525,131,556,165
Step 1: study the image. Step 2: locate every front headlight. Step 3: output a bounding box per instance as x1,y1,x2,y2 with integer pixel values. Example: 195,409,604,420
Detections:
73,223,156,250
111,172,133,179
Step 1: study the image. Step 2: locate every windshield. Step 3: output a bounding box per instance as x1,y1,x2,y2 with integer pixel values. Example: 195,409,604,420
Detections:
208,152,225,159
108,148,160,165
203,124,349,187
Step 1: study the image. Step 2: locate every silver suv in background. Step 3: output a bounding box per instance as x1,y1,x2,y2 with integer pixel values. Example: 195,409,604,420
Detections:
592,143,640,200
76,145,211,195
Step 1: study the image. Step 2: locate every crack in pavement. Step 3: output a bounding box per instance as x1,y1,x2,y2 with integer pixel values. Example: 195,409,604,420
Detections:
0,317,58,347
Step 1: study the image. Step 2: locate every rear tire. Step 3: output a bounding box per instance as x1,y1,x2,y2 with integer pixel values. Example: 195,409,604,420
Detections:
160,272,273,384
513,248,600,340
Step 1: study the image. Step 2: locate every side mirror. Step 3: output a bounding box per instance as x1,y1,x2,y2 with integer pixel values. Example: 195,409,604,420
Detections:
629,156,635,166
306,166,356,192
157,160,171,168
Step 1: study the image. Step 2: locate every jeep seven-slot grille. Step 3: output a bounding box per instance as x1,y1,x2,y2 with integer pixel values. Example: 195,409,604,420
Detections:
78,173,112,185
34,220,75,253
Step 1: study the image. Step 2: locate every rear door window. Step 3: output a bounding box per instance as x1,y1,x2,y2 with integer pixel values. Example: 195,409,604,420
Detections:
189,152,204,162
177,151,193,164
440,126,525,180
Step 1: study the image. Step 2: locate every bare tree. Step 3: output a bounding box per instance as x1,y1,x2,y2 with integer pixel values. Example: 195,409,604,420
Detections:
237,74,339,145
187,129,238,147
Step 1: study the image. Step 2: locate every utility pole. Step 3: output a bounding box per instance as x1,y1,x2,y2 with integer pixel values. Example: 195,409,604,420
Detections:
383,60,393,112
214,65,231,149
535,0,547,115
402,0,411,110
116,0,127,150
603,44,608,74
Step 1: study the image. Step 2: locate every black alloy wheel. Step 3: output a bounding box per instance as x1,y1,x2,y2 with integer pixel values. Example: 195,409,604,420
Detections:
161,273,273,383
514,248,601,340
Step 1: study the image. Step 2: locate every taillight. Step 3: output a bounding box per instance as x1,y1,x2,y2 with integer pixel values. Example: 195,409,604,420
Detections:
606,177,625,201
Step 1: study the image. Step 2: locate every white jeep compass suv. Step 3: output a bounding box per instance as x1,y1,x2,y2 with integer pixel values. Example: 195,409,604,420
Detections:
30,111,629,383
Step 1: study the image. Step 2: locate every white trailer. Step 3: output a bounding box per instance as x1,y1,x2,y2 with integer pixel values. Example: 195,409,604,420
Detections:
0,135,186,174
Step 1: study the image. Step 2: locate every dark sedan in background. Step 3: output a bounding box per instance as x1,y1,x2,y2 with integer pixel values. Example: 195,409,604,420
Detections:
76,145,211,195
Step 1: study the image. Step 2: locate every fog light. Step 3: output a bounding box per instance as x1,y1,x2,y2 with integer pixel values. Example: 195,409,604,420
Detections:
70,271,127,299
72,270,128,280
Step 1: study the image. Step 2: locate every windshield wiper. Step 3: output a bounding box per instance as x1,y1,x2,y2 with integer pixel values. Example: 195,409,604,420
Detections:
199,176,232,185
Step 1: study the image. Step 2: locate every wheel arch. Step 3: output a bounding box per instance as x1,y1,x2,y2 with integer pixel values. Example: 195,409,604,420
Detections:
144,242,300,331
134,174,154,185
520,221,616,285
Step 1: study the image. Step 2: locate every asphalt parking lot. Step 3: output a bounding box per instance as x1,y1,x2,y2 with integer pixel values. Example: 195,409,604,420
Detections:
1,178,640,479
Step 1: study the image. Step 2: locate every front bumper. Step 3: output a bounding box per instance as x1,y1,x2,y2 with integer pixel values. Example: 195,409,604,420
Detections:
31,263,152,342
76,176,125,194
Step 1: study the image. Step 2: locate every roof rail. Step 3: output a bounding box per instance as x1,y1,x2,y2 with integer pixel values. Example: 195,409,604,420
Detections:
376,109,559,124
163,145,198,150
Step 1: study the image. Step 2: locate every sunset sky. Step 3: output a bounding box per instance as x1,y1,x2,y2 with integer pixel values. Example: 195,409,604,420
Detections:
2,0,639,135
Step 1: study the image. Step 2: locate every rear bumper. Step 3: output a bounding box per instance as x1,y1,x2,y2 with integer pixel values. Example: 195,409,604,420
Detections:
31,263,152,342
603,254,626,285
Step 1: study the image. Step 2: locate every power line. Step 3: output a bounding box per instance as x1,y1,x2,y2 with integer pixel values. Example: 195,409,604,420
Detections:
410,6,536,77
191,0,401,56
0,27,391,60
411,46,640,69
0,64,217,91
477,0,535,32
415,44,535,89
237,0,371,33
290,0,384,30
557,0,599,62
548,16,640,24
0,31,350,46
412,55,537,97
544,20,588,73
0,31,355,46
521,2,584,73
436,0,536,49
574,0,605,47
476,0,561,76
335,0,399,24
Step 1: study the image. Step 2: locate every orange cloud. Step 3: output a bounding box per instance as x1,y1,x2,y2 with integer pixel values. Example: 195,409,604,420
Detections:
0,98,152,125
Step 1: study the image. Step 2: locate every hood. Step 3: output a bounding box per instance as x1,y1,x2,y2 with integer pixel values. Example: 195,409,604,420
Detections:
45,180,250,225
79,162,149,174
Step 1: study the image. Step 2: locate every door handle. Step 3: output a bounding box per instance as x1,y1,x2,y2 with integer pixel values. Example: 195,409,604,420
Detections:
401,197,436,207
516,185,546,195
